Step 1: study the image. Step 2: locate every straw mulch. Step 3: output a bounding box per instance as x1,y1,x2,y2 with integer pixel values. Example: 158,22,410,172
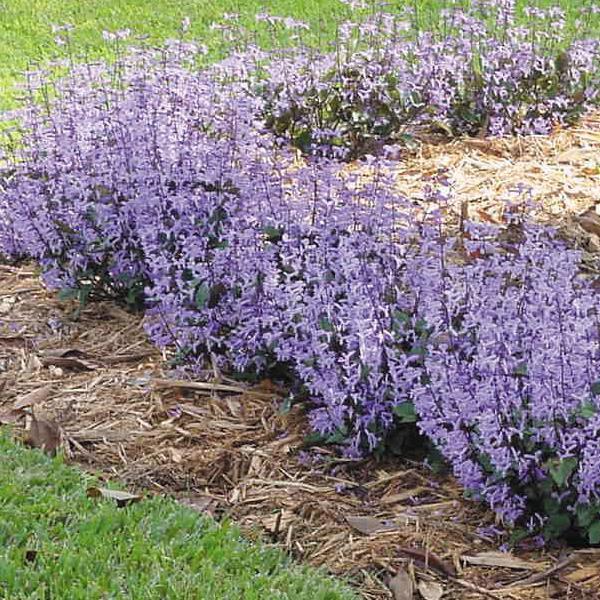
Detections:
2,114,600,600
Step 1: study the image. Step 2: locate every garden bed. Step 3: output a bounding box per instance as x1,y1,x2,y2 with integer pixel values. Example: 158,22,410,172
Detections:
2,117,600,599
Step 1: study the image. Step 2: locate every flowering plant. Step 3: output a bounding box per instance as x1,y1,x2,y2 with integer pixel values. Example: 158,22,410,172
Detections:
258,1,600,159
415,217,600,543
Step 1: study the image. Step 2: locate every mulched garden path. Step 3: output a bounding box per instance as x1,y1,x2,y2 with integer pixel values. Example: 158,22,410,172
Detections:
2,114,600,599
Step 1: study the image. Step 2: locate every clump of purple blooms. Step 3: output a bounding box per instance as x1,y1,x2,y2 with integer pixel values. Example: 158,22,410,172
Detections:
258,0,600,158
414,214,600,544
1,0,600,544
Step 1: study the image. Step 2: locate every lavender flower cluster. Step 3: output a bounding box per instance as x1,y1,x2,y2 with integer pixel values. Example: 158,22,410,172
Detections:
258,1,600,158
415,217,600,544
1,2,600,543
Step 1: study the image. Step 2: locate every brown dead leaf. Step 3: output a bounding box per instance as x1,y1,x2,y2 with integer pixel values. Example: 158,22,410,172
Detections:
39,347,87,359
0,297,16,315
101,351,154,365
389,568,414,600
577,208,600,237
0,408,23,424
462,551,544,571
399,547,457,578
169,447,183,463
26,415,62,456
581,166,600,176
0,335,27,348
417,580,444,600
25,355,43,372
381,486,428,505
13,384,53,410
86,487,142,507
178,494,220,518
40,355,96,371
346,515,399,535
563,565,600,583
153,378,247,394
38,348,98,370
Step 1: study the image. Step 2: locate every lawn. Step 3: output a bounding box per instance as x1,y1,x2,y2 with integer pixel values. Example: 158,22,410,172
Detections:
0,434,356,600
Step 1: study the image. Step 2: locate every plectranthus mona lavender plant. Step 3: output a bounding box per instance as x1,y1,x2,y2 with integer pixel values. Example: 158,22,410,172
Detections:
140,153,432,455
258,0,600,158
0,36,269,307
414,217,600,544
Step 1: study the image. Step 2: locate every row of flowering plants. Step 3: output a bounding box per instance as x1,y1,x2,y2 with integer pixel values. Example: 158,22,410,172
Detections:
1,1,600,546
256,0,600,159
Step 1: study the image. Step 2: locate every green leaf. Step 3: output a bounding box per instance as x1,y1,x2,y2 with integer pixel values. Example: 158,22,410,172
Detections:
409,344,427,357
326,429,348,444
591,380,600,396
513,362,528,377
78,284,91,308
293,130,312,152
576,504,599,528
262,226,283,243
303,432,326,446
543,496,561,516
58,288,78,301
543,513,571,540
548,457,578,488
318,318,334,332
194,284,210,309
577,402,598,419
393,402,418,423
588,520,600,545
508,527,530,546
414,318,429,335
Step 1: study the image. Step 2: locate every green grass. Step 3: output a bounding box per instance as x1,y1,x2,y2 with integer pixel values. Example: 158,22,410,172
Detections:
0,434,356,600
2,0,598,111
0,0,350,110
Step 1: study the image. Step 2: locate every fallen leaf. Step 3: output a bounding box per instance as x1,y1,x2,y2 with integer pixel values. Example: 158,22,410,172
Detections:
39,347,87,358
0,409,23,425
578,208,600,238
26,415,62,456
13,384,53,410
169,447,183,463
101,351,154,365
153,378,247,394
462,551,543,571
0,335,27,347
25,355,43,372
346,515,399,535
417,580,444,600
389,568,414,600
563,565,599,583
582,166,600,176
476,209,500,224
86,487,142,507
0,297,16,315
40,356,96,371
381,486,428,505
399,547,457,578
178,494,219,517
